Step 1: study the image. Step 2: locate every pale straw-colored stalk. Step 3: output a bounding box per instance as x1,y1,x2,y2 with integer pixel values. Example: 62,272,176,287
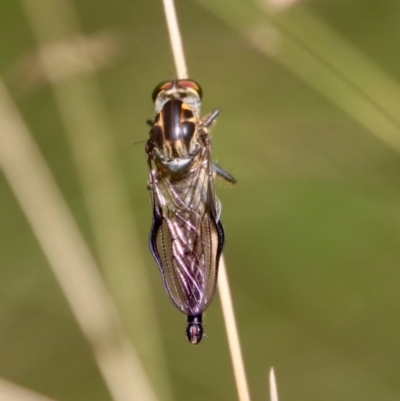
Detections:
0,79,158,401
218,259,251,401
269,368,279,401
162,1,251,401
0,378,59,401
162,0,188,79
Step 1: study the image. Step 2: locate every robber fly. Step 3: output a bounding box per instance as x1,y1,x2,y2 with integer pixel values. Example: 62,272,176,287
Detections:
146,79,236,344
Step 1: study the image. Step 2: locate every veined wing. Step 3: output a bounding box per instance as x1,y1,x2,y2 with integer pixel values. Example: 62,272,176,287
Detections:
149,161,224,316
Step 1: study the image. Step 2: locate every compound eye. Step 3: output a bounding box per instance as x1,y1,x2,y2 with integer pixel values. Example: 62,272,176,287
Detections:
152,81,173,102
151,79,203,102
177,79,203,99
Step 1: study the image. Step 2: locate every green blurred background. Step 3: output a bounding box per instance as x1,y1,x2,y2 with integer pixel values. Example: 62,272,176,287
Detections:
1,0,400,400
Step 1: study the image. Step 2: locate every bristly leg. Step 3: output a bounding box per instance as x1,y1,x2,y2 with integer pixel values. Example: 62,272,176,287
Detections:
212,162,237,184
201,109,220,127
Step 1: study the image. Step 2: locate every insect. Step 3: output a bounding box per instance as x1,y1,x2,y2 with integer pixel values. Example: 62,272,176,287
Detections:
146,79,236,344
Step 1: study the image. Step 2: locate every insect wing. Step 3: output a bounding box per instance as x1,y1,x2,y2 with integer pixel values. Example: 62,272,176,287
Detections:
149,163,224,316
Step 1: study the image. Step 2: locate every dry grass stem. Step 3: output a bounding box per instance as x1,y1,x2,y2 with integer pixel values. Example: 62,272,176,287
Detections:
162,0,188,78
219,258,251,401
162,2,251,400
0,78,158,401
269,368,279,401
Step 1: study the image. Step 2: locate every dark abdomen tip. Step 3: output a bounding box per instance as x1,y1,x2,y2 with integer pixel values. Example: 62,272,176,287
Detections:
186,315,203,345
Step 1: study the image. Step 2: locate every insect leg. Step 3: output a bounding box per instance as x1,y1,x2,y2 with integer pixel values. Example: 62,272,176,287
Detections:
201,109,220,127
212,162,237,184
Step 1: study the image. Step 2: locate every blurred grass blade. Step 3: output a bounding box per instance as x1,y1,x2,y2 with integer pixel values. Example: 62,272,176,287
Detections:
269,368,278,401
19,1,173,398
194,0,400,154
8,32,124,96
0,78,159,401
0,378,59,401
263,4,400,126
